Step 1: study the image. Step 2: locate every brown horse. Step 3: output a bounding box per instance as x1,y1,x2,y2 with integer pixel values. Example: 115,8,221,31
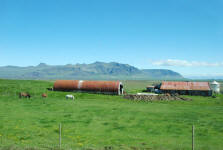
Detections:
19,92,31,98
42,93,47,98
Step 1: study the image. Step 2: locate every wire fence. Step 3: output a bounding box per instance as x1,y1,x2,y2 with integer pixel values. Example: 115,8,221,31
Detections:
0,124,222,150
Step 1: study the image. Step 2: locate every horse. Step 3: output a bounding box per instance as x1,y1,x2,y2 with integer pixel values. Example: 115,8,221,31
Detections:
66,94,74,100
42,93,47,98
19,92,31,99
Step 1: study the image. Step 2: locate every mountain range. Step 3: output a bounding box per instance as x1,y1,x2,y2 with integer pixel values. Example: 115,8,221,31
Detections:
0,62,183,80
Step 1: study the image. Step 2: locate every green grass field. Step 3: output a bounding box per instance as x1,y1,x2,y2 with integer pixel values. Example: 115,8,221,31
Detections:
0,79,223,150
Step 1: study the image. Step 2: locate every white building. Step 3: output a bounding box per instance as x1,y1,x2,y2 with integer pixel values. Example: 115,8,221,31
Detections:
210,81,220,93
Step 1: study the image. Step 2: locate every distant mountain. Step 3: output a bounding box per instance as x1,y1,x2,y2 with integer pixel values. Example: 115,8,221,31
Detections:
0,62,184,80
141,69,183,79
186,75,223,80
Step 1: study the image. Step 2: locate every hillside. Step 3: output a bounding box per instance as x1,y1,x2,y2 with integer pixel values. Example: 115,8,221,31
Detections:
0,62,183,80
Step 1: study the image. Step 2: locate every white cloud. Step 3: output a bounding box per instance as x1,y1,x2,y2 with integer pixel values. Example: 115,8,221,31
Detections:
152,59,223,67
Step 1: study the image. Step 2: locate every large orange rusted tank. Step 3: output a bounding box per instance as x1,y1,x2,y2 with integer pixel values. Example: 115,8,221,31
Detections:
53,80,124,95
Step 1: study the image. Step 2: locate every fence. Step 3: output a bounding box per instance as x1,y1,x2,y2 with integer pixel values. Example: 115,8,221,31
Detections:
0,124,212,150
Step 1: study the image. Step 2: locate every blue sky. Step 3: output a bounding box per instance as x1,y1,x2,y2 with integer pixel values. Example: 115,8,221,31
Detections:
0,0,223,77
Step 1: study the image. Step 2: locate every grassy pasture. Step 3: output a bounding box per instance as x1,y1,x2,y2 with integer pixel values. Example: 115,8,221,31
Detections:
0,79,223,150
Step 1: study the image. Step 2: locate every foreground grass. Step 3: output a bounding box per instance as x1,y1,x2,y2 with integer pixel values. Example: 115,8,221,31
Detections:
0,79,223,149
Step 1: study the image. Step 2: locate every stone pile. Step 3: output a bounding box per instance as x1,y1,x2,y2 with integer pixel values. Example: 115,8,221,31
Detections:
123,93,191,101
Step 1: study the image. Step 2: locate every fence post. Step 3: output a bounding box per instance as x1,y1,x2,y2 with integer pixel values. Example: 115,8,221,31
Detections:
59,123,62,149
0,135,2,145
192,125,195,150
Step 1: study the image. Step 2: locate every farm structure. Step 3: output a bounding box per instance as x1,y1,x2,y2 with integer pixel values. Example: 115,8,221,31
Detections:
146,86,155,92
53,80,124,95
210,81,220,93
160,81,212,96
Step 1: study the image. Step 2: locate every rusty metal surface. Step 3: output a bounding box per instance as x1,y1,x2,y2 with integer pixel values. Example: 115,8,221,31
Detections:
53,80,122,94
81,80,120,93
53,80,79,91
160,81,211,91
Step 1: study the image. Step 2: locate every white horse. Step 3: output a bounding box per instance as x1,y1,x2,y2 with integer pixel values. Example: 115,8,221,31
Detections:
66,94,74,100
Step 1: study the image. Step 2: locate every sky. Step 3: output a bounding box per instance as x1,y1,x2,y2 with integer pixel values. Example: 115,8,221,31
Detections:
0,0,223,78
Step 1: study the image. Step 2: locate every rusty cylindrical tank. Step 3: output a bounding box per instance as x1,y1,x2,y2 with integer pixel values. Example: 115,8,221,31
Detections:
53,80,124,95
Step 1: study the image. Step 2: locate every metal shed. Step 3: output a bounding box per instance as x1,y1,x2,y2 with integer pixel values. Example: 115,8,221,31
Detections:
53,80,124,95
160,81,212,96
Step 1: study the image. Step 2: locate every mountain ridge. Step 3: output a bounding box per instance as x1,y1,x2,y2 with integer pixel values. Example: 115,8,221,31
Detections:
0,62,184,80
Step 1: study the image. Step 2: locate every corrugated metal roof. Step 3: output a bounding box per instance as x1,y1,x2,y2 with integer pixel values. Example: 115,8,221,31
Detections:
160,81,211,91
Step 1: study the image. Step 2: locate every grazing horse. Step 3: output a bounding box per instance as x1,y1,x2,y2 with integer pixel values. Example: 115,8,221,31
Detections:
19,92,31,99
42,93,47,98
66,94,74,100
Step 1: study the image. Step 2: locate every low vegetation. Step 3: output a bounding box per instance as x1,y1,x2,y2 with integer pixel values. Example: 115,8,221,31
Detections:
0,79,223,150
